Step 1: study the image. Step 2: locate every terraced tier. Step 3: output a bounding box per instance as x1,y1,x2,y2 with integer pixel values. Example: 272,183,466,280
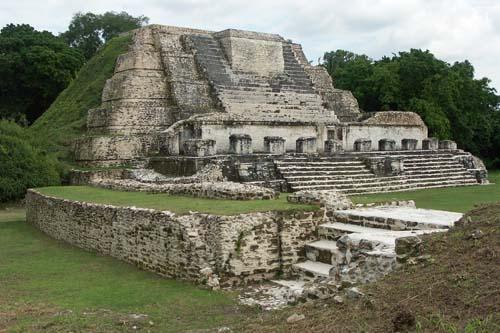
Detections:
275,152,480,195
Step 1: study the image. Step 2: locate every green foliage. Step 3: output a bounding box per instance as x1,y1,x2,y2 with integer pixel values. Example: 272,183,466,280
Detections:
36,186,318,215
61,11,148,60
30,34,131,162
0,24,84,124
0,121,61,202
323,49,500,166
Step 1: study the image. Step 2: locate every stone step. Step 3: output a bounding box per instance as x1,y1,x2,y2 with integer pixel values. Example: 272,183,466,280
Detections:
288,178,408,188
345,182,479,196
292,183,412,193
403,157,456,163
277,160,366,166
407,175,476,182
284,175,403,182
280,169,374,176
404,162,463,168
305,240,344,266
329,207,461,231
292,260,333,280
404,168,470,175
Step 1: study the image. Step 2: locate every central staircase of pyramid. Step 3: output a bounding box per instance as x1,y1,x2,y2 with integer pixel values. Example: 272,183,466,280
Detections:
189,35,337,122
275,151,479,195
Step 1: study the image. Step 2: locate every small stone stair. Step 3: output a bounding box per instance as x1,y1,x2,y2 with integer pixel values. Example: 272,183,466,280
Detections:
290,207,460,284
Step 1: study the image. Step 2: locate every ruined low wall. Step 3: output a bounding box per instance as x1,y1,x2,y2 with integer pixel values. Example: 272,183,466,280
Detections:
26,190,323,286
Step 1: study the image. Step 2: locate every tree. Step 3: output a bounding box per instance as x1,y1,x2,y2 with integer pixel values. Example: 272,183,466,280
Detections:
0,24,84,124
61,11,149,60
322,48,500,168
0,120,61,202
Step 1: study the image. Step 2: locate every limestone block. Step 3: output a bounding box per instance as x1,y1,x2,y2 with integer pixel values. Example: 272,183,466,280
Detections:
170,81,214,111
229,134,252,154
378,138,396,151
162,54,200,80
365,157,403,177
354,138,372,152
401,138,418,150
439,140,457,150
215,29,284,76
74,134,155,163
296,137,317,154
102,70,167,101
324,139,343,155
183,139,216,157
88,100,174,134
422,137,439,150
264,136,285,154
115,51,162,73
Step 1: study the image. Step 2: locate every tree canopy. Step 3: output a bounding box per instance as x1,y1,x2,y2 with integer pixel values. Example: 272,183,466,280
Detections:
0,24,84,124
61,11,149,60
323,49,500,167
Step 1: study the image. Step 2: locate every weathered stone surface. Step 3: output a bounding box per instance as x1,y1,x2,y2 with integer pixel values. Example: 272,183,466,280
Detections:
92,179,278,200
264,136,286,154
229,134,252,154
296,137,317,154
378,138,396,151
287,190,352,211
354,138,371,151
324,139,343,154
439,140,457,150
422,137,439,150
183,139,216,157
364,156,403,176
26,190,324,286
401,138,418,150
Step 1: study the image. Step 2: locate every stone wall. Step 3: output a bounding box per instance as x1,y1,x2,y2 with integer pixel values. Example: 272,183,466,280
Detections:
26,190,323,286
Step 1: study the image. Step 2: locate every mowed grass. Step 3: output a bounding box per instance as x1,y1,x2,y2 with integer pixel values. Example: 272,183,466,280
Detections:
36,186,318,215
0,209,256,332
351,170,500,212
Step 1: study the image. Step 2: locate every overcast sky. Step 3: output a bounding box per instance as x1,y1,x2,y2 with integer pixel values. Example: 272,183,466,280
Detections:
1,0,499,90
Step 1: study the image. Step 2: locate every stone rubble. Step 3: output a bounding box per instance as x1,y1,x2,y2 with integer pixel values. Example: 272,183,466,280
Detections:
91,178,278,200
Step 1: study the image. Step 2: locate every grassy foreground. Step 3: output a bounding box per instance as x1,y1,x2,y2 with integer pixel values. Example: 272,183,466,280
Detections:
351,170,500,212
36,186,318,215
0,209,256,332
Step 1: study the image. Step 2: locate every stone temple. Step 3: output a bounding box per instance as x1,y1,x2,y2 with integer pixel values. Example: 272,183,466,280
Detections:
28,25,491,305
73,24,487,193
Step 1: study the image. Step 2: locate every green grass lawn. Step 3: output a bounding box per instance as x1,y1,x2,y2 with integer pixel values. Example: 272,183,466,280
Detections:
351,170,500,212
0,209,256,332
36,186,318,215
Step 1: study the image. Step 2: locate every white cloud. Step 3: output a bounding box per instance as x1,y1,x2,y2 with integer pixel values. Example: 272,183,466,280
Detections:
1,0,499,90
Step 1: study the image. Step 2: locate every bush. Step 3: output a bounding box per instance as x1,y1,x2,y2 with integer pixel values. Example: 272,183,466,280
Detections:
0,121,61,202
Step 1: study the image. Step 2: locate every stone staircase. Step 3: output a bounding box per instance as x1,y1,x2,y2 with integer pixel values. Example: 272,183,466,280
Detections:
240,205,463,309
287,206,460,286
189,35,337,123
275,152,479,195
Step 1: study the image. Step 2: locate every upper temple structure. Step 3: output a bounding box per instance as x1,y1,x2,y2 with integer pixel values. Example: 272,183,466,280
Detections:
73,25,488,194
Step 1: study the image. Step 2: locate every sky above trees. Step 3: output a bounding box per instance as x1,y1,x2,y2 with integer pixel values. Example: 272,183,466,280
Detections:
1,0,499,90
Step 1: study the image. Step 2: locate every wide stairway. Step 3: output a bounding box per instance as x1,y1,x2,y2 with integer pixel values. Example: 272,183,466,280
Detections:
188,35,337,122
275,152,479,195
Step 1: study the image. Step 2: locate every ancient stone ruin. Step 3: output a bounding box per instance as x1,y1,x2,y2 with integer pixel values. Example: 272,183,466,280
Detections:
27,24,491,308
72,24,487,192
